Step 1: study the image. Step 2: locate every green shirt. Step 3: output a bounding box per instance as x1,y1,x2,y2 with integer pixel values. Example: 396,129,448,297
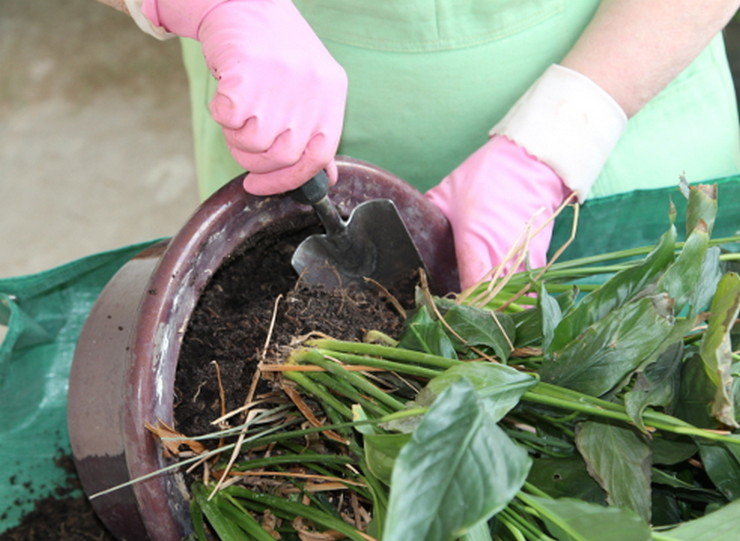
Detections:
181,0,740,200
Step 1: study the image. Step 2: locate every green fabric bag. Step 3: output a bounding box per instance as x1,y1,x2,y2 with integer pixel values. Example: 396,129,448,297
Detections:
0,176,737,534
549,175,740,259
0,240,159,531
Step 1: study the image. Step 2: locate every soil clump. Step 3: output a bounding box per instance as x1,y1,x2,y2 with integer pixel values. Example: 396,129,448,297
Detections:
0,455,115,541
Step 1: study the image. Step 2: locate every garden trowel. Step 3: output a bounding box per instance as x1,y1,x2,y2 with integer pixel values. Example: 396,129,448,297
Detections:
291,171,427,291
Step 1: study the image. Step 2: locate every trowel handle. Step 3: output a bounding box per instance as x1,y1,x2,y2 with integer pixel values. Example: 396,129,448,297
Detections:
290,171,345,236
291,171,330,205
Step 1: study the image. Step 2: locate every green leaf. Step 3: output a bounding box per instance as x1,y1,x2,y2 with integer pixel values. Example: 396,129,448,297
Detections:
443,303,516,362
649,434,697,466
624,341,684,431
674,352,719,428
575,421,652,522
540,286,565,353
527,457,606,504
398,305,457,358
655,225,711,317
425,362,538,422
697,441,740,500
550,225,677,353
522,495,650,541
191,483,272,541
225,485,369,540
699,272,740,427
657,498,740,540
363,432,411,486
383,378,531,541
540,295,675,396
651,467,720,496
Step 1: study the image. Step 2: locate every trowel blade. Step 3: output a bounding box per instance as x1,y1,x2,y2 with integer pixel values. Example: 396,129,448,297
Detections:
292,199,426,291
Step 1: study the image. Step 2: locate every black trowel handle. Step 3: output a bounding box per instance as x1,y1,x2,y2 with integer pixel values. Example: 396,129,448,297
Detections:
290,172,345,236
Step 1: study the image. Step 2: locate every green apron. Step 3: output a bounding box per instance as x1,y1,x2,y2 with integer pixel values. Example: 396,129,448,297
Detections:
181,0,739,200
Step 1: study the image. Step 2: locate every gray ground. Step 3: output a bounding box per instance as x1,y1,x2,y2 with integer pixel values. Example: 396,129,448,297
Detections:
1,1,739,280
1,0,199,278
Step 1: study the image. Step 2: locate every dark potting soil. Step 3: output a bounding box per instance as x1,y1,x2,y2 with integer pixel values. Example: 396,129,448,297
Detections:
0,454,116,541
175,220,412,436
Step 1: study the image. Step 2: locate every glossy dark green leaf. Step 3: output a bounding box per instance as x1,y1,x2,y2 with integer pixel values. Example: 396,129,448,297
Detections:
443,303,516,362
624,341,684,431
549,225,676,353
699,272,740,427
425,362,537,422
651,467,720,497
398,305,457,358
697,441,740,501
525,495,651,541
383,378,531,541
575,421,652,522
674,352,718,428
649,434,697,466
540,295,674,396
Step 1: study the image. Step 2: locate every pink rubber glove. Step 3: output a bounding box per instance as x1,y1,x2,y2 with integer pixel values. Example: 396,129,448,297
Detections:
426,136,572,290
142,0,348,195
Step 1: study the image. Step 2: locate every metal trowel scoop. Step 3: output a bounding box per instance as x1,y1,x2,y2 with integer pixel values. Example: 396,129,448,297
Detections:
291,171,427,291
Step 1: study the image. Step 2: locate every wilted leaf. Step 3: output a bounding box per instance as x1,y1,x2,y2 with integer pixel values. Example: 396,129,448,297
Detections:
575,421,652,522
145,419,205,457
684,183,717,236
383,378,531,541
699,272,740,427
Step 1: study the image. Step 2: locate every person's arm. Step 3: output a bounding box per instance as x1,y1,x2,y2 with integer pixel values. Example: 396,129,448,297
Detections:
427,1,739,289
563,0,739,118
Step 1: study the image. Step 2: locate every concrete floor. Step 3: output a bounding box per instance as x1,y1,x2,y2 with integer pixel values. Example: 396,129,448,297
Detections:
1,2,739,280
0,0,199,278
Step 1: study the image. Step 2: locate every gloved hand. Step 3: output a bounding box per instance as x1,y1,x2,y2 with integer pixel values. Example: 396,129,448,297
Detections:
426,136,571,290
141,0,347,195
426,65,627,291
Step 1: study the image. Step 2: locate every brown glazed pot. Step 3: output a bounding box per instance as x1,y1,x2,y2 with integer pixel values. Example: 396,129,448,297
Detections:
67,157,457,541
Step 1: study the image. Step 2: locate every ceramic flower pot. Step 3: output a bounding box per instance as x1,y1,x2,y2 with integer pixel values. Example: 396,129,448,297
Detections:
67,157,457,541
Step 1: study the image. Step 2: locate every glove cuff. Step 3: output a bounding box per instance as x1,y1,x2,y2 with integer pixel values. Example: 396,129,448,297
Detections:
136,0,228,39
490,64,627,201
123,0,172,39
